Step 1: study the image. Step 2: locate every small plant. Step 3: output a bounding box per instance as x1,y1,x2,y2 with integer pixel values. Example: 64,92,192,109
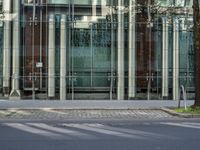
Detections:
175,106,200,114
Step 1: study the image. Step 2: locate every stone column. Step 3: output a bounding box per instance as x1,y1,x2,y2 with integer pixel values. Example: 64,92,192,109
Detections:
128,0,136,99
2,0,11,97
162,17,169,99
10,0,21,99
117,0,125,100
48,14,55,99
60,15,67,100
173,17,180,100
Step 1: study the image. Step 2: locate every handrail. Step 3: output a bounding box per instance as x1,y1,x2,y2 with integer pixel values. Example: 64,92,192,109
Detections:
181,85,187,110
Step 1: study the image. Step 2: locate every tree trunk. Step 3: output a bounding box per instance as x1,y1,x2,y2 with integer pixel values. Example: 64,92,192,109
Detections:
193,0,200,106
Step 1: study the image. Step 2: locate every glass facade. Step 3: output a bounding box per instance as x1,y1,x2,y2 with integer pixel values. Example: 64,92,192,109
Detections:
0,0,195,100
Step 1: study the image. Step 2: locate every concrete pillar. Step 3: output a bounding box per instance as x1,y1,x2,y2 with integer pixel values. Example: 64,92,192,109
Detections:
162,17,169,99
128,0,136,99
92,0,97,21
10,0,21,99
60,15,67,100
117,0,125,100
173,17,180,100
48,14,55,98
2,0,11,96
101,0,107,16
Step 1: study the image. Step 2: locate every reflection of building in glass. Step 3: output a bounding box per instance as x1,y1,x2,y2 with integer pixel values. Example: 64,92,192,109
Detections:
0,0,195,100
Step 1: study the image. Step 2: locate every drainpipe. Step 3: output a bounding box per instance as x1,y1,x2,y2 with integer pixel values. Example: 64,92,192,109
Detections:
162,17,169,99
117,0,125,100
173,17,180,101
10,0,21,100
48,14,55,99
128,0,136,99
60,14,67,100
2,0,11,97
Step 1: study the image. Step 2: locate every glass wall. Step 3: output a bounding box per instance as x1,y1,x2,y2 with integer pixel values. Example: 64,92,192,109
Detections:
0,0,195,100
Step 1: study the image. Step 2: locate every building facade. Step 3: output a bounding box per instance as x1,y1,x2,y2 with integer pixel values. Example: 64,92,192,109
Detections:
0,0,195,100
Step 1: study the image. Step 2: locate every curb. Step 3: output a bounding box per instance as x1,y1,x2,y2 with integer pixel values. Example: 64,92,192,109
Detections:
161,107,200,118
0,107,164,110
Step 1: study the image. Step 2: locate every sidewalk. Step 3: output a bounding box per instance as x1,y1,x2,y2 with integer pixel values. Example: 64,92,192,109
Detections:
0,100,196,120
0,100,194,110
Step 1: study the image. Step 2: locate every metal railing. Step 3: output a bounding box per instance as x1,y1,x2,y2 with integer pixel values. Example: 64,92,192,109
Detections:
178,85,187,110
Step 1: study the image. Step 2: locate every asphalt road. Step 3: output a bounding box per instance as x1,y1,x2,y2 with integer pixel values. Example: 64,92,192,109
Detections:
0,119,200,150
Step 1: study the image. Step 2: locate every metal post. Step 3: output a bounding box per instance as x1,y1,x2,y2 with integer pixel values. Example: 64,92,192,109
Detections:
10,0,21,99
90,25,93,87
128,0,136,99
117,0,125,100
173,17,180,100
60,14,67,100
162,17,169,99
68,2,71,100
32,0,36,100
110,1,114,100
2,0,11,97
48,14,55,99
39,1,43,89
71,1,75,100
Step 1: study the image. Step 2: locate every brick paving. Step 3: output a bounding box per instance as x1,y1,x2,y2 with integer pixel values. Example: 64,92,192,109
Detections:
0,109,175,120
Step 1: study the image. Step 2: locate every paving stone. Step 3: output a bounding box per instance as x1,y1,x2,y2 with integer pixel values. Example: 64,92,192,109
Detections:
0,109,177,120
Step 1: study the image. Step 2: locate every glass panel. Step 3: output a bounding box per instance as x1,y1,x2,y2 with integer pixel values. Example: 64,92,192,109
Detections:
156,0,173,6
156,0,193,7
72,28,91,88
21,4,46,99
179,17,194,100
48,0,69,4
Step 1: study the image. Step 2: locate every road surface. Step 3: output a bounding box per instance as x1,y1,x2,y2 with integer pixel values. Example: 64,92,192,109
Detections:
0,119,200,150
